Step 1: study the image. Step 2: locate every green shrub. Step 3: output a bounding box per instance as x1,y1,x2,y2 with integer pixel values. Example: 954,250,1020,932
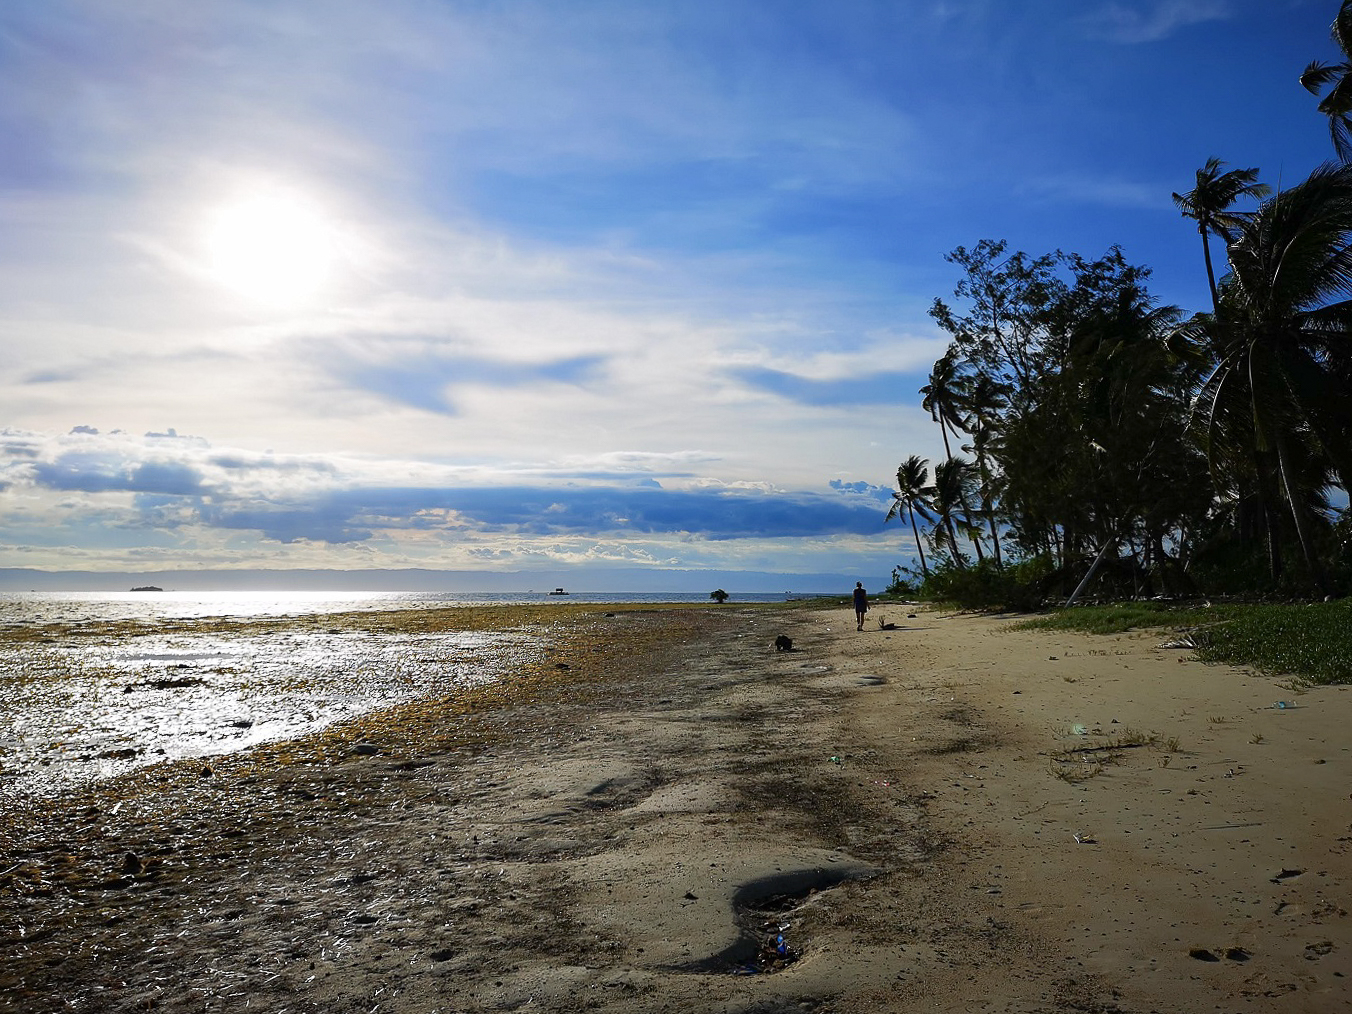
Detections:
918,555,1057,611
885,564,920,597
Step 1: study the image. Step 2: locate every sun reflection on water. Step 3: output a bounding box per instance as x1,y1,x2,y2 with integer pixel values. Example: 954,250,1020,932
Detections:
0,594,545,797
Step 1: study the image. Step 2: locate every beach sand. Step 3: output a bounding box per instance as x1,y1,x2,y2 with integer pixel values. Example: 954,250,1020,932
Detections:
2,602,1350,1012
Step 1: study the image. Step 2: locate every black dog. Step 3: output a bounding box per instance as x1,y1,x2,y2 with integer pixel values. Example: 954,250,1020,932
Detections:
774,634,794,651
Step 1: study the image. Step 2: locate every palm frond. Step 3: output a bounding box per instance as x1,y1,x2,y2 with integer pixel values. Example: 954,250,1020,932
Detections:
1333,0,1352,59
1303,60,1340,95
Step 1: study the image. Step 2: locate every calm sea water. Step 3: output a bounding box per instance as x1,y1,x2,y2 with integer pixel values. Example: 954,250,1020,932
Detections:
0,590,797,800
0,589,798,624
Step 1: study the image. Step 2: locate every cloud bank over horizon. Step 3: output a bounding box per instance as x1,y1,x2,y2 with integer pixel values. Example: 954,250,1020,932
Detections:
0,426,898,578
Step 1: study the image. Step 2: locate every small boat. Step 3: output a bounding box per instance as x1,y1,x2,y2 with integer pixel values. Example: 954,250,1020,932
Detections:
548,587,569,595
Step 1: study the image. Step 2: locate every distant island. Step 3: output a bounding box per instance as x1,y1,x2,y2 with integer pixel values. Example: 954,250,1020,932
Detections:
129,586,163,592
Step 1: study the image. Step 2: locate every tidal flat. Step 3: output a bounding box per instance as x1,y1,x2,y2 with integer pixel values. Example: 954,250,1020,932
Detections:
3,602,1351,1013
0,604,562,797
0,602,769,1013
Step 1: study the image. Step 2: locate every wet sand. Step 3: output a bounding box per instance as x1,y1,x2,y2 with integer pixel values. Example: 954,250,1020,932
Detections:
2,602,1350,1012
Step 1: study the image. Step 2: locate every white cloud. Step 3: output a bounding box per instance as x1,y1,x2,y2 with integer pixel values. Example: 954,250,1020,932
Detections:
1080,1,1232,44
1018,174,1168,210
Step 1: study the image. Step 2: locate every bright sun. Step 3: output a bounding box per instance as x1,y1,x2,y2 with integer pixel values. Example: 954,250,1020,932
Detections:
202,190,337,307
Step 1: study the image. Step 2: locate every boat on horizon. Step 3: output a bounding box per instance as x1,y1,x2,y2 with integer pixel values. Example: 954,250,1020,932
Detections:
548,587,568,595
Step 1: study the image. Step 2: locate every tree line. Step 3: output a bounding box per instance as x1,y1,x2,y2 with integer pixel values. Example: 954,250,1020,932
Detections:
887,2,1352,605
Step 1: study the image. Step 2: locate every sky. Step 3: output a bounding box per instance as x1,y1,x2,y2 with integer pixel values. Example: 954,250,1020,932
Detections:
0,0,1341,590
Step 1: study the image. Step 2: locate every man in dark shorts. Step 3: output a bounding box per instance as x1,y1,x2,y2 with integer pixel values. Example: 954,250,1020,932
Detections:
852,582,868,631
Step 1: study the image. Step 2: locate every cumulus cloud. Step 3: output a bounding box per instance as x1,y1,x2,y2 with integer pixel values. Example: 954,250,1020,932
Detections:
829,479,893,503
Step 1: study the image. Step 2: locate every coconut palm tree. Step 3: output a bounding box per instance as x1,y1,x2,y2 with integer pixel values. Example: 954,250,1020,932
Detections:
1172,159,1271,315
961,371,1010,567
885,455,932,578
926,457,983,566
921,349,989,562
1302,0,1352,162
919,346,970,461
1180,160,1352,591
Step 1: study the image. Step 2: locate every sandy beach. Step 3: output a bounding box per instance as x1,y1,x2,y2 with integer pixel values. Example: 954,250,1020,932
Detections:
3,601,1350,1013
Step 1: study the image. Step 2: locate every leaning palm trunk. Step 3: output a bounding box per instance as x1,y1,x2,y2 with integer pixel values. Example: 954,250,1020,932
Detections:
1201,230,1220,315
908,507,929,578
943,517,964,565
965,514,985,562
1255,452,1285,584
1272,427,1329,593
1066,536,1119,607
976,462,1002,568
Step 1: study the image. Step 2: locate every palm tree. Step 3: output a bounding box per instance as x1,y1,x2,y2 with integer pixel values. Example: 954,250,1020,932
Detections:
919,346,970,460
1172,159,1271,315
921,348,988,561
885,455,932,578
961,371,1010,567
1302,0,1352,162
1181,160,1352,591
926,457,983,566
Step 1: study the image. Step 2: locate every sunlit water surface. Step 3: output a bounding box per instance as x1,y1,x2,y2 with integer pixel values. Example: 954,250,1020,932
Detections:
0,590,791,798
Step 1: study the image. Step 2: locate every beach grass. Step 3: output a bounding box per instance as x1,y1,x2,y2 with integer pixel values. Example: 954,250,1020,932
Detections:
1189,602,1352,685
1014,600,1352,685
1011,601,1241,635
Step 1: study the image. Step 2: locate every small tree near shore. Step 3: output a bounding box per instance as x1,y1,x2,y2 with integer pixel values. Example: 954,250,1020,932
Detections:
710,589,729,604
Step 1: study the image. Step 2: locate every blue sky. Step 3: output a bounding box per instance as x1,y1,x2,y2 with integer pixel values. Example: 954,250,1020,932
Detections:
0,0,1339,588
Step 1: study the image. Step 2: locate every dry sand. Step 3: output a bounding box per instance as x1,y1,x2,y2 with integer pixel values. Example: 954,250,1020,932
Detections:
2,602,1350,1013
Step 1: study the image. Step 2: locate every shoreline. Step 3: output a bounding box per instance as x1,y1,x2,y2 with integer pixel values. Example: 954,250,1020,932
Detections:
2,603,1350,1012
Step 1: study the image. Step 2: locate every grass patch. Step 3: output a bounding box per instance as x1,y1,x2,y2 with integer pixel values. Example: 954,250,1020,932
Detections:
1191,602,1352,685
1013,600,1352,685
1012,601,1242,635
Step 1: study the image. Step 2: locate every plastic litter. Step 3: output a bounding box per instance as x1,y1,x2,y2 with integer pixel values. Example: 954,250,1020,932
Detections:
1274,701,1293,709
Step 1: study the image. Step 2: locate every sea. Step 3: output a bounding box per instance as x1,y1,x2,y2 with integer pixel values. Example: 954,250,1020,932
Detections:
0,590,803,799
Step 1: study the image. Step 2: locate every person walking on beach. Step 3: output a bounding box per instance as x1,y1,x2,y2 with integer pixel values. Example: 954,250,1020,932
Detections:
852,582,868,631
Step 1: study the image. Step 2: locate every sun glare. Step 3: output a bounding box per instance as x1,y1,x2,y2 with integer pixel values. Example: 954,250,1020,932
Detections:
202,190,337,307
